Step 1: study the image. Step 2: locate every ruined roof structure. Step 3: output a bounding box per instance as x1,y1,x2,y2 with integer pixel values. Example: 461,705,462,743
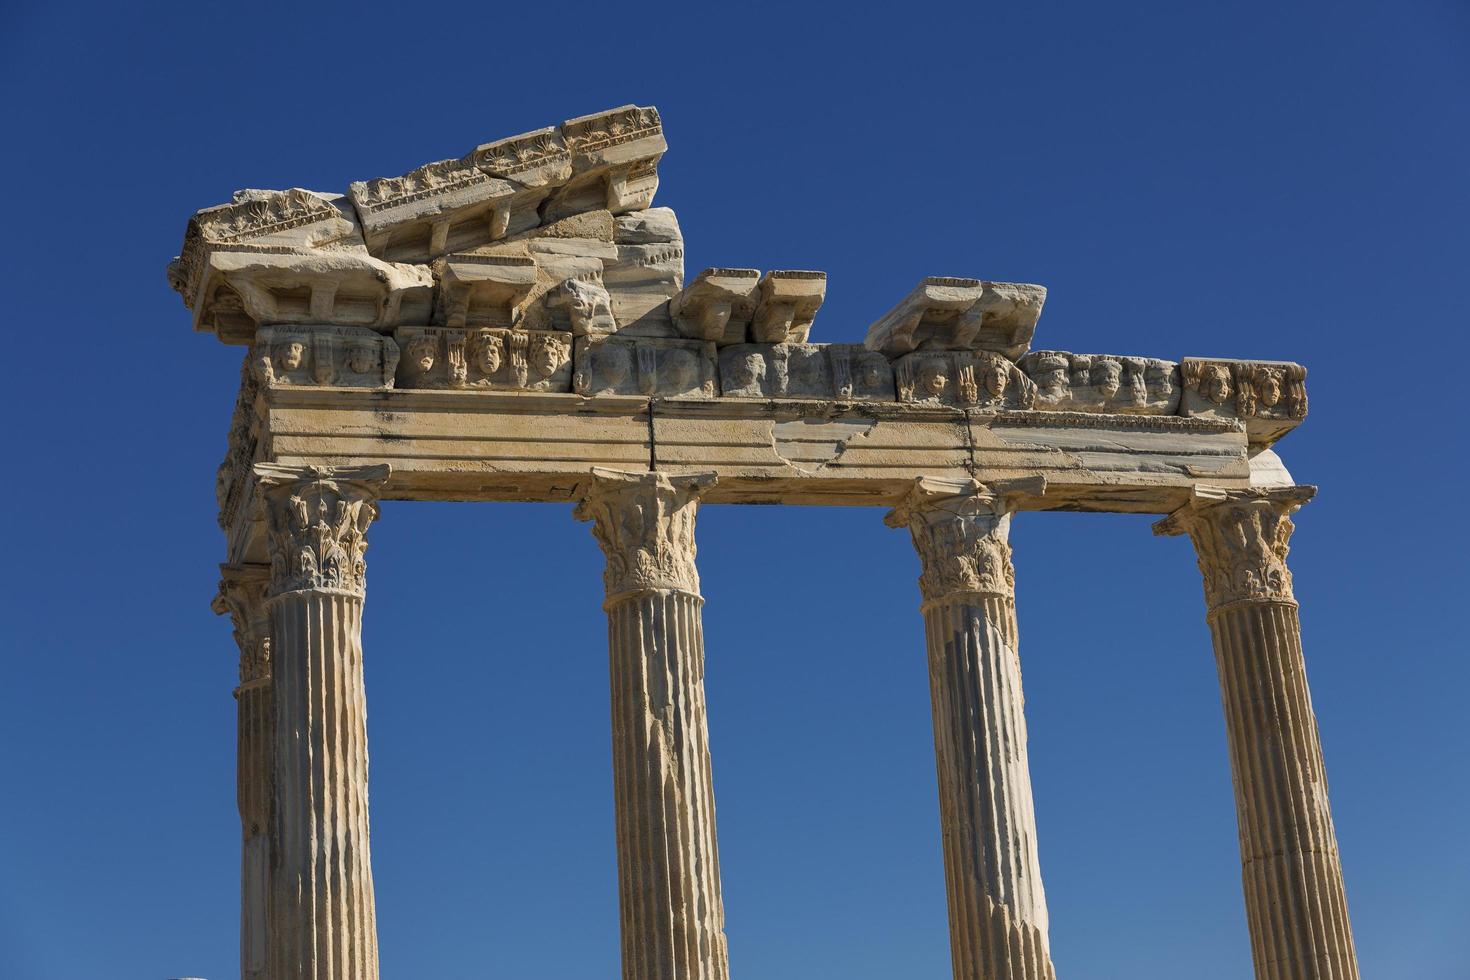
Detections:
173,105,1359,980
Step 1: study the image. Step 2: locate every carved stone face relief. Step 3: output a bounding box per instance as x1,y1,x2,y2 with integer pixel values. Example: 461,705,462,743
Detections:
472,333,503,375
408,336,437,373
920,359,949,398
983,360,1009,398
574,336,716,398
1200,364,1232,405
532,336,568,379
278,341,305,372
347,345,376,375
1094,359,1122,399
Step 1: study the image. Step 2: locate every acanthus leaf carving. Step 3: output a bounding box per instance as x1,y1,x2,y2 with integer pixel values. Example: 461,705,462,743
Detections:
254,464,391,599
212,564,273,685
574,469,716,602
886,477,1023,603
1154,487,1315,612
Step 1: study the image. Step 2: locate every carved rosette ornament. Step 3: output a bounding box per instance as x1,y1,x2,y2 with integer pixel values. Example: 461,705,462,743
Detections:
574,468,716,602
1155,486,1314,613
886,477,1020,604
254,464,392,599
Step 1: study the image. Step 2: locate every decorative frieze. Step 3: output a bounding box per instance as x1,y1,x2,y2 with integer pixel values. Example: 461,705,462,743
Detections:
573,336,717,398
251,325,398,390
719,343,894,401
894,349,1037,409
1021,350,1180,414
254,463,391,599
474,126,573,187
1181,357,1308,444
394,326,572,392
347,156,526,263
865,276,1046,360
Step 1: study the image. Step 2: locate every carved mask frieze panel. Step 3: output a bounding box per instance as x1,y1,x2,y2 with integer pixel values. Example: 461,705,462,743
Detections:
252,326,398,389
719,344,895,401
394,326,572,392
573,336,717,398
894,350,1036,409
1020,351,1180,414
1180,357,1307,444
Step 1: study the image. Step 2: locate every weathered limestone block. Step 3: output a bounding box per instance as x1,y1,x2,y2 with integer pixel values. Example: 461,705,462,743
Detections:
394,326,571,392
217,357,261,531
895,350,1037,409
886,478,1056,980
255,463,390,980
212,564,274,980
1156,488,1358,980
347,156,530,263
604,208,685,335
1021,350,1180,414
542,105,666,221
865,277,1046,360
719,343,895,401
433,252,538,329
574,335,717,398
751,271,827,343
670,268,761,344
251,326,398,390
574,469,731,980
1181,357,1307,445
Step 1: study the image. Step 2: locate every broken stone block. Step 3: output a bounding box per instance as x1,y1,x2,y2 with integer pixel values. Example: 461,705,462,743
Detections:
1180,357,1307,444
894,350,1037,410
670,268,760,344
473,126,573,188
544,276,617,336
573,336,716,398
865,277,1046,360
750,271,827,344
347,156,528,263
719,344,894,401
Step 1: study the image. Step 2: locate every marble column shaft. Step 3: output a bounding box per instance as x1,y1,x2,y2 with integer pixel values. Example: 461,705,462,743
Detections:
256,463,390,980
576,468,730,980
1157,488,1359,980
213,563,274,980
888,478,1056,980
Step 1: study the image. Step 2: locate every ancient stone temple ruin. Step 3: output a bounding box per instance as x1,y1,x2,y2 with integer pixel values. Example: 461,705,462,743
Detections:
174,105,1359,980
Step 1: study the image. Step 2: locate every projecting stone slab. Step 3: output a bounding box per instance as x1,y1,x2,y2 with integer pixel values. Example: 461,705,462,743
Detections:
432,253,538,329
751,271,827,343
719,344,894,401
1180,357,1307,445
473,126,573,188
395,326,571,392
671,268,761,344
865,277,1045,359
573,336,717,398
1021,351,1180,414
347,157,527,263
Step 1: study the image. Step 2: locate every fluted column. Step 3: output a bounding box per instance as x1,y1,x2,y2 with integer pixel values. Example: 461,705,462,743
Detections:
1156,487,1358,980
255,462,390,980
886,477,1055,980
213,563,273,980
575,468,730,980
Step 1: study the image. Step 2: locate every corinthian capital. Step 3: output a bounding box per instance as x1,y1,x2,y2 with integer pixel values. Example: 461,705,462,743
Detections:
253,464,391,599
1154,486,1315,612
574,468,716,602
212,564,273,684
886,477,1040,604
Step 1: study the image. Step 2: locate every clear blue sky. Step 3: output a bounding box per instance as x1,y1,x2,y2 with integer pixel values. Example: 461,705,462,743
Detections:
1,2,1466,978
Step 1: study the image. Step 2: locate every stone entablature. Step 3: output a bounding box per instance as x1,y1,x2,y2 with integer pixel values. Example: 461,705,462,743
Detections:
175,104,1356,980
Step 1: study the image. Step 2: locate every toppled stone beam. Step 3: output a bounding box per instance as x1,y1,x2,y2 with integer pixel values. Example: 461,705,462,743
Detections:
865,277,1046,360
751,270,827,343
347,157,526,264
